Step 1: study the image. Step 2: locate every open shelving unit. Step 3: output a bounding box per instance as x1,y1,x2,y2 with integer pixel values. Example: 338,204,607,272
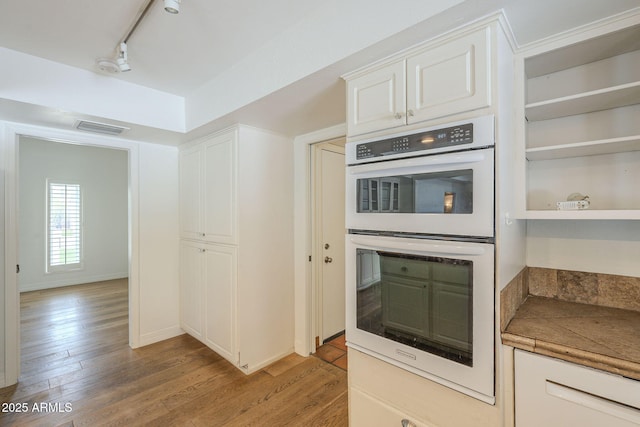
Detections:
520,20,640,220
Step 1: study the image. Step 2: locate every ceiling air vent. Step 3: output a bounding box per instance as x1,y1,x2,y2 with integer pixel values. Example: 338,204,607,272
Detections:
74,120,129,136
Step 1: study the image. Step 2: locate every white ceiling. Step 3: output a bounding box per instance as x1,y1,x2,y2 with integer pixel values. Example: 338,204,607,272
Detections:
0,0,327,96
1,0,639,143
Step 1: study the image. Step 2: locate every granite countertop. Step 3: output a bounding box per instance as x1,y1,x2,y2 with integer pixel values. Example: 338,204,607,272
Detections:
502,296,640,381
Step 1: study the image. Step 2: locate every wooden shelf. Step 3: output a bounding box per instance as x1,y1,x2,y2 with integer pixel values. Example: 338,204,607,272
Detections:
525,81,640,121
526,135,640,160
525,210,640,220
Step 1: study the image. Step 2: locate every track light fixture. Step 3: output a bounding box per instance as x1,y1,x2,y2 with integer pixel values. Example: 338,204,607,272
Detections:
164,0,180,14
116,42,131,72
97,0,180,74
96,42,131,73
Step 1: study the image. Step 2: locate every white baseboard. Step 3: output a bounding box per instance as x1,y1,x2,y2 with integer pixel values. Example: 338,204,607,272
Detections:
243,348,296,375
137,325,184,348
19,273,129,293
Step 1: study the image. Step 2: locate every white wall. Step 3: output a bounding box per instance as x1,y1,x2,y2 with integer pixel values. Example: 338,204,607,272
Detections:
18,137,128,292
2,121,181,387
0,48,185,133
526,220,640,277
137,142,181,345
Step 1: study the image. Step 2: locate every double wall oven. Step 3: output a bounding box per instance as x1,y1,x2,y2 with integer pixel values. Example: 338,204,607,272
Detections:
345,115,496,403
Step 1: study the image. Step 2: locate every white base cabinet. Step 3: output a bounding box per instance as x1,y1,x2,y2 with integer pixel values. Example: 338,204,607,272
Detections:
515,350,640,427
179,125,294,374
180,240,236,363
349,349,500,427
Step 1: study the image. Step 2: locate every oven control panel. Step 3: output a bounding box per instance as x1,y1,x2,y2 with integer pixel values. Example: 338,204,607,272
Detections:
356,123,473,160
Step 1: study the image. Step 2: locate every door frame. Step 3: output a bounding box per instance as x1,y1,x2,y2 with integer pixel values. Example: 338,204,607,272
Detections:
312,140,345,347
292,123,346,357
2,121,140,387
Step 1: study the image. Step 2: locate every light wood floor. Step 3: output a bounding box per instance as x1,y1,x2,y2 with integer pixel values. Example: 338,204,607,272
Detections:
0,279,348,426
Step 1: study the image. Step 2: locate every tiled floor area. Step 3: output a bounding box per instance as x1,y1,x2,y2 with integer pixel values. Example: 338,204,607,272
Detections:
315,333,348,370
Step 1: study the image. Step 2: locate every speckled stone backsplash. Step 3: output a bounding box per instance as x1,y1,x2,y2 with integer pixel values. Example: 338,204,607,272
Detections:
500,268,528,331
528,267,640,312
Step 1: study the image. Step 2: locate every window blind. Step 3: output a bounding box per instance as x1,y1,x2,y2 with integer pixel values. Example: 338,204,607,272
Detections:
48,182,81,268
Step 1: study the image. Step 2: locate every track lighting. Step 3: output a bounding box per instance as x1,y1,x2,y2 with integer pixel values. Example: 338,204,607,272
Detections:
116,42,131,72
96,42,131,73
164,0,180,14
97,0,180,74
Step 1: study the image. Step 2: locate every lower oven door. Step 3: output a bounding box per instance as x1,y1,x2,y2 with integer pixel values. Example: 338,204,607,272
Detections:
346,147,494,238
346,233,495,403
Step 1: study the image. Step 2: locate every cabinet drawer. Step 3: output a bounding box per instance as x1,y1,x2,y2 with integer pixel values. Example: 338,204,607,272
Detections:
380,256,430,279
350,387,428,427
515,350,640,427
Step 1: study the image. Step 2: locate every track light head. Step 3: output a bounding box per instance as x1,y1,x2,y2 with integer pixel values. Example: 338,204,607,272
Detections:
117,42,131,72
164,0,180,14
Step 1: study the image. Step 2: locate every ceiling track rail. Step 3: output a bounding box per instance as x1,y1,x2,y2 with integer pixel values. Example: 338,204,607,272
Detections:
121,0,157,44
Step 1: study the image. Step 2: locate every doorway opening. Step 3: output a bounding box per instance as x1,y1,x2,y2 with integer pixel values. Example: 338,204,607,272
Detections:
17,136,130,384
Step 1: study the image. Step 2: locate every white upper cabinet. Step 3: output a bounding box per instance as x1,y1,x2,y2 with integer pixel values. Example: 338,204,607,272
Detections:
179,146,203,240
515,13,640,219
407,27,490,124
347,61,406,136
180,130,237,244
202,132,236,244
346,27,491,137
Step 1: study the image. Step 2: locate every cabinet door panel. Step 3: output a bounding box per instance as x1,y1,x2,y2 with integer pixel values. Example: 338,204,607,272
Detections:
204,244,237,364
407,27,490,122
180,241,203,339
179,148,202,239
431,281,471,351
347,61,406,136
381,278,428,337
203,133,237,244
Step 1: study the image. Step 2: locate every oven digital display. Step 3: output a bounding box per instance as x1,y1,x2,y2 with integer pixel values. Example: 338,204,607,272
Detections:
356,123,473,160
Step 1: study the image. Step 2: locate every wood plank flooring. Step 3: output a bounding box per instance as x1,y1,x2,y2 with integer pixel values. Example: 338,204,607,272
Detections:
0,279,348,426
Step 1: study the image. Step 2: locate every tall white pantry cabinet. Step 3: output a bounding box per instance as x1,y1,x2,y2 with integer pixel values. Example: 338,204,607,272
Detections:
178,125,294,374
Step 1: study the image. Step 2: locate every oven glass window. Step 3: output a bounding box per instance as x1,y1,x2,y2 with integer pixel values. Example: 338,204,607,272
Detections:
357,169,473,214
356,249,473,366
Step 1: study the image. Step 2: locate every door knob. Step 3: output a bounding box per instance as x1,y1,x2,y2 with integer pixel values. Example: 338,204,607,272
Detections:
324,243,330,249
324,256,333,263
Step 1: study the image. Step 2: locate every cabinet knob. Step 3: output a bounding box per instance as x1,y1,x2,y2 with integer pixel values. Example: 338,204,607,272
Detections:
401,419,416,427
324,256,333,264
394,113,404,120
407,109,414,117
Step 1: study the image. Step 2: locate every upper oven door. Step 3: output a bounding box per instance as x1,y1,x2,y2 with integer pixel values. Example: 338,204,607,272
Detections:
346,148,494,238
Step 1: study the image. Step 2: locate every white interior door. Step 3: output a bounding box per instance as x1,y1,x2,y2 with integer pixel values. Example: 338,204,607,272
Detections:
315,141,346,342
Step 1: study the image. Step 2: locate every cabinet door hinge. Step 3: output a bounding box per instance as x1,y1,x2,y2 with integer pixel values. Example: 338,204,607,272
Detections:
16,264,20,274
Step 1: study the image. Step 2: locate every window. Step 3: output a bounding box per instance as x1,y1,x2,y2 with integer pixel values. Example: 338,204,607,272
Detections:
47,181,82,271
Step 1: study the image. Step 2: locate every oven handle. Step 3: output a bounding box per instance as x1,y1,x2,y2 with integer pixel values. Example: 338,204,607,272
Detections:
348,150,489,176
349,235,487,256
